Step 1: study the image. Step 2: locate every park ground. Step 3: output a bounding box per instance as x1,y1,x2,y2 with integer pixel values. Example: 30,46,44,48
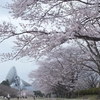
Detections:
0,95,98,100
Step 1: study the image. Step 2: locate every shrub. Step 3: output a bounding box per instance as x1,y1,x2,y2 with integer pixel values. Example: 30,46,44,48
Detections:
76,87,99,95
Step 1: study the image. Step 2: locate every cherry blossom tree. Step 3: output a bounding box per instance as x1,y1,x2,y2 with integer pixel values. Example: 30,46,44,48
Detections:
75,40,100,97
0,0,99,60
29,46,84,97
29,40,100,97
0,0,100,97
83,72,99,88
77,40,100,74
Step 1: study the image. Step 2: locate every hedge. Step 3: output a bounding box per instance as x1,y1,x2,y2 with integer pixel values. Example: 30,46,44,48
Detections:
76,87,99,95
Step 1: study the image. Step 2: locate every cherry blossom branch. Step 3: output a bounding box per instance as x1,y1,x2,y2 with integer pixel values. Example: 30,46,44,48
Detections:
74,34,100,41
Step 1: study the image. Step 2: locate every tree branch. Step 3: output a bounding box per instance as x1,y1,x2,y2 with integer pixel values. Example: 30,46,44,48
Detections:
74,35,100,41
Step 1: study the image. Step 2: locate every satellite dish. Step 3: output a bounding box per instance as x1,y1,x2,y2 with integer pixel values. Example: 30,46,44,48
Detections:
6,66,18,84
21,79,31,87
6,66,34,91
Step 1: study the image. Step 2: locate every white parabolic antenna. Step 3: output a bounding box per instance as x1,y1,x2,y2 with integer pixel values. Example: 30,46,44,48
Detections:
21,79,31,87
6,66,34,91
6,66,17,84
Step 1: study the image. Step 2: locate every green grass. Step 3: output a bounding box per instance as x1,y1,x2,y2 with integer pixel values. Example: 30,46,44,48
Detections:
78,95,97,100
43,95,97,100
0,95,98,100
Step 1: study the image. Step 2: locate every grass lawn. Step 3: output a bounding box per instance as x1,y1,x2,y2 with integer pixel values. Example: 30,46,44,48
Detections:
77,95,97,100
0,95,98,100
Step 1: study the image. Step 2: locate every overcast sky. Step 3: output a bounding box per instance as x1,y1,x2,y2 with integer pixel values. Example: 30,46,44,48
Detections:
0,0,39,84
